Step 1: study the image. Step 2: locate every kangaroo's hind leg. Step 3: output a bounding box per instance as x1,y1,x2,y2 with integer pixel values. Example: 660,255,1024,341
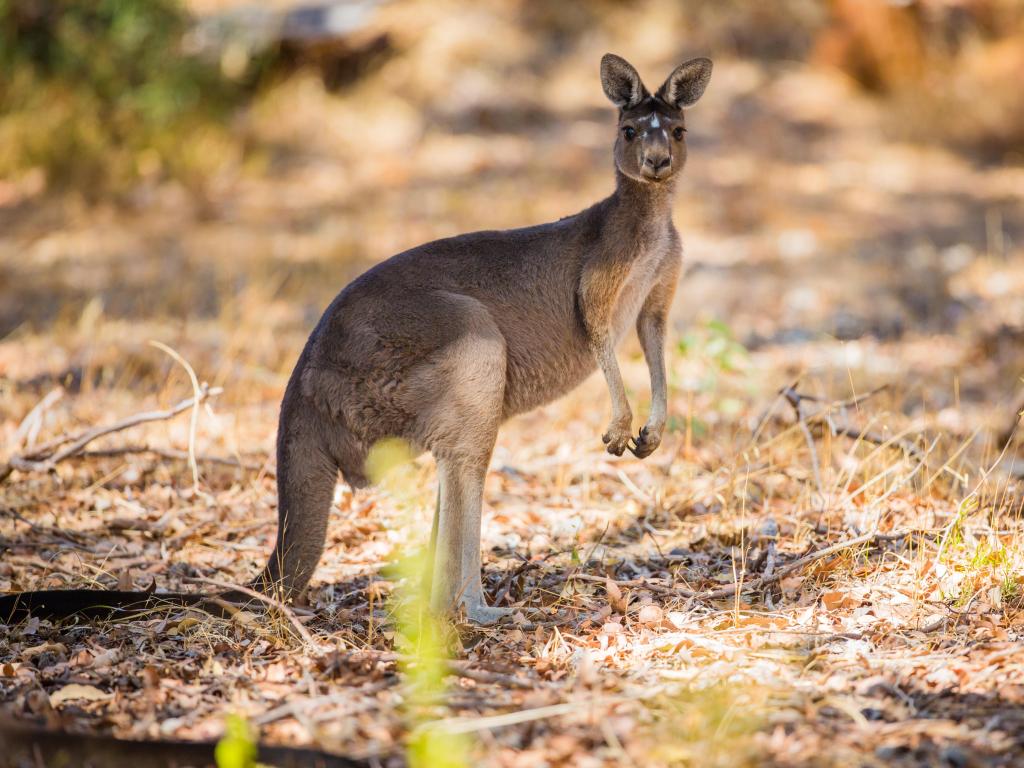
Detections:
402,293,509,624
433,454,509,623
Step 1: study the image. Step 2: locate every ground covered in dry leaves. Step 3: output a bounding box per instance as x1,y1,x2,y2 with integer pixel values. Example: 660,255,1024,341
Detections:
3,2,1024,766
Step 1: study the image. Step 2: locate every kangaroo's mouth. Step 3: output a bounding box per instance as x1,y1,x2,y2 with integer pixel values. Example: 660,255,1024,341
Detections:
641,167,671,181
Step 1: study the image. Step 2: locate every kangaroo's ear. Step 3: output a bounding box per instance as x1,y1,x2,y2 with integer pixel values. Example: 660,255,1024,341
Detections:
601,53,647,110
657,57,713,109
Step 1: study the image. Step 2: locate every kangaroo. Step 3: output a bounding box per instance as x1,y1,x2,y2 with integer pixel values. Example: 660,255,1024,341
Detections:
254,53,713,623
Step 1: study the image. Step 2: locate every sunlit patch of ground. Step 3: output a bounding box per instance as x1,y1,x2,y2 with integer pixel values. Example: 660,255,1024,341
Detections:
3,321,1023,766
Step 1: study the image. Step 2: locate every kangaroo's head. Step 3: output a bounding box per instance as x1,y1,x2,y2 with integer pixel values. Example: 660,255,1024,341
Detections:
600,53,712,184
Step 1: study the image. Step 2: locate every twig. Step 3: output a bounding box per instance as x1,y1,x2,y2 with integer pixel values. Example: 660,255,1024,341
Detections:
781,384,923,459
0,386,222,483
570,572,686,597
319,648,541,690
445,660,538,689
422,688,657,735
829,385,890,411
697,529,879,600
570,529,894,602
253,679,397,726
781,386,824,499
149,341,204,491
749,386,786,441
758,518,779,609
186,576,329,654
1,506,88,548
825,418,923,459
493,560,540,608
76,445,269,474
12,387,64,450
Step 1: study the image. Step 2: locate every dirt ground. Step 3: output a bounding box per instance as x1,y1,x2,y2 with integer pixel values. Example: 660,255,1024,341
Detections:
2,3,1024,766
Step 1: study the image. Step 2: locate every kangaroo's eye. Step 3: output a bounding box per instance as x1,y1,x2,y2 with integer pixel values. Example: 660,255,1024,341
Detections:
622,126,636,141
673,126,686,140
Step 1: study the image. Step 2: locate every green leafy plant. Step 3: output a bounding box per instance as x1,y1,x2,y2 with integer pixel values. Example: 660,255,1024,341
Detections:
366,438,471,768
678,318,750,378
0,0,258,196
674,317,750,425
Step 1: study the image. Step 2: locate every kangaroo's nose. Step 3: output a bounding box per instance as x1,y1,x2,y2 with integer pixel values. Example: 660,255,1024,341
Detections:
644,155,670,171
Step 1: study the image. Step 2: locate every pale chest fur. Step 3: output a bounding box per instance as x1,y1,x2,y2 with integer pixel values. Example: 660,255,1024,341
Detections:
611,232,673,343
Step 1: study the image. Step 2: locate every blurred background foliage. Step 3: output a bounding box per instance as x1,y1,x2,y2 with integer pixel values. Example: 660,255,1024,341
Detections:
0,0,267,198
0,0,1022,409
0,0,1022,200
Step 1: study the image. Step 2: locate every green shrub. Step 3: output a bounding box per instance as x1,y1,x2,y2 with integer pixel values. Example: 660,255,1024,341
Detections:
0,0,253,197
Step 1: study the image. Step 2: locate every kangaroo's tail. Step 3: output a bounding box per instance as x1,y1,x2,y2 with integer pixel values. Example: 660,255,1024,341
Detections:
251,353,367,600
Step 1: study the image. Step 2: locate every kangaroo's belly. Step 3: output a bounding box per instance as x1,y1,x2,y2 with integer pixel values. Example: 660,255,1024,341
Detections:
500,329,595,419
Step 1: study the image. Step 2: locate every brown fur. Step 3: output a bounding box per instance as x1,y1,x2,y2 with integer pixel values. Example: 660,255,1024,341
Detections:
255,53,713,622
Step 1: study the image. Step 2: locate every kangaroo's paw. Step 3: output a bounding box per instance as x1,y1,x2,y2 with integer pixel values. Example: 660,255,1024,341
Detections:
602,420,633,456
630,424,663,459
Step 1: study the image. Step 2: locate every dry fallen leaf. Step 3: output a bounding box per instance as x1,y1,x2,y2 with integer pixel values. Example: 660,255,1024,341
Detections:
117,568,134,591
638,604,664,626
232,610,259,628
665,611,689,630
821,590,860,611
21,642,67,660
90,648,120,669
49,684,112,707
605,578,628,614
175,616,201,633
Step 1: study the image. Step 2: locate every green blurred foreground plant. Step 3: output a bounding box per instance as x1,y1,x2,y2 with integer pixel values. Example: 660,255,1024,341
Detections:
368,438,471,768
215,714,258,768
0,0,256,196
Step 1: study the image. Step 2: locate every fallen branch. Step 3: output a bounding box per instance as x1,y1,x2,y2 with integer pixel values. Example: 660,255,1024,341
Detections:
77,444,270,474
253,679,398,726
12,387,64,450
319,648,542,691
571,529,892,602
782,386,825,498
780,384,923,460
0,385,223,484
695,529,879,600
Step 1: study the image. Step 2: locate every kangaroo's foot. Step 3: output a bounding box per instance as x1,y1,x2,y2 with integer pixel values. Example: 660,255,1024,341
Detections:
463,600,515,625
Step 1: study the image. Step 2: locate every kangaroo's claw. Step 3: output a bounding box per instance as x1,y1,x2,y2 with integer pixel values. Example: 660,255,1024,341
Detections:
630,425,662,459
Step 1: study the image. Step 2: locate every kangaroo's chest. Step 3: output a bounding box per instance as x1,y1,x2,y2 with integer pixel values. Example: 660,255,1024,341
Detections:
611,241,668,343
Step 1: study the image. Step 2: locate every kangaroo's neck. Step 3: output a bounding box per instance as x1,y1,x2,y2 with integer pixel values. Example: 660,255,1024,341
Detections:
601,170,676,242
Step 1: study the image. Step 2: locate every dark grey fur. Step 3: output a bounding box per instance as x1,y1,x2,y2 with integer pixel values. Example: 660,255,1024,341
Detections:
255,53,713,622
